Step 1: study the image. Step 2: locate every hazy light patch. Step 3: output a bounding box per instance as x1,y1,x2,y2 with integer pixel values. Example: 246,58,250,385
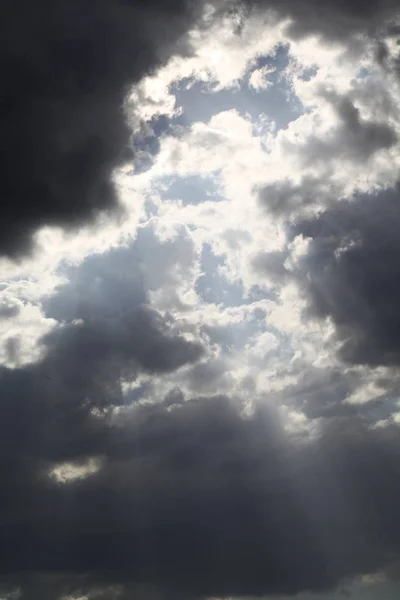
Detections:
50,458,102,484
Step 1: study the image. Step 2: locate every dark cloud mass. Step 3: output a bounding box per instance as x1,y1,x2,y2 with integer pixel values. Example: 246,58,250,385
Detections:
255,184,400,368
255,0,399,41
0,387,400,600
2,0,400,599
0,0,205,258
291,185,400,366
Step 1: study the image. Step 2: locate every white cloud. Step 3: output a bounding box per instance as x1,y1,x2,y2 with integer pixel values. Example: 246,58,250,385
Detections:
249,65,276,90
0,301,55,367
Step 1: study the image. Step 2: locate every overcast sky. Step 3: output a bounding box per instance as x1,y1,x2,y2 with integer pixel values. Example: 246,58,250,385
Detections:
1,1,400,599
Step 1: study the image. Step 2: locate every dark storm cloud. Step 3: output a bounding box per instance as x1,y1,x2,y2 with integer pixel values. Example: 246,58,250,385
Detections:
2,2,400,600
248,0,399,43
289,185,400,367
0,0,206,258
41,305,203,391
1,387,400,599
0,227,205,491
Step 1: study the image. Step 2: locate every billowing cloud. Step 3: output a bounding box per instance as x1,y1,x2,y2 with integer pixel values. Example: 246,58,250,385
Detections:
2,1,400,599
250,0,399,42
1,0,399,258
289,185,400,367
39,230,204,387
254,183,400,370
0,390,400,599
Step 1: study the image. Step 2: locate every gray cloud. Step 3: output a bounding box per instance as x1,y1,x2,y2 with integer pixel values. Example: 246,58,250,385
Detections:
252,249,291,283
273,364,400,422
249,0,399,43
255,86,398,219
1,227,400,598
39,232,204,400
41,305,203,387
256,177,331,216
0,0,207,258
3,336,21,364
289,185,400,367
255,183,400,368
0,387,400,599
376,27,400,78
43,243,147,323
2,2,400,599
299,89,398,165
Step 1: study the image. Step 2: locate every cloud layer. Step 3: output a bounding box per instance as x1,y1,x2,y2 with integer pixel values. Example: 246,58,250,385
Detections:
0,0,206,257
1,387,400,600
1,1,400,599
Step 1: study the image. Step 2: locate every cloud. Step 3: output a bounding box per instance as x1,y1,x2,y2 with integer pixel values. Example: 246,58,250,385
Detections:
256,176,341,218
249,65,276,90
0,0,208,258
299,89,398,164
257,88,398,199
39,230,204,387
249,0,399,43
0,298,20,319
0,390,400,599
0,298,55,367
41,305,203,389
2,0,398,260
288,184,400,367
2,3,400,600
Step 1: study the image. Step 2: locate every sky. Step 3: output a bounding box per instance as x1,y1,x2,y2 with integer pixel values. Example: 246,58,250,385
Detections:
1,1,400,599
